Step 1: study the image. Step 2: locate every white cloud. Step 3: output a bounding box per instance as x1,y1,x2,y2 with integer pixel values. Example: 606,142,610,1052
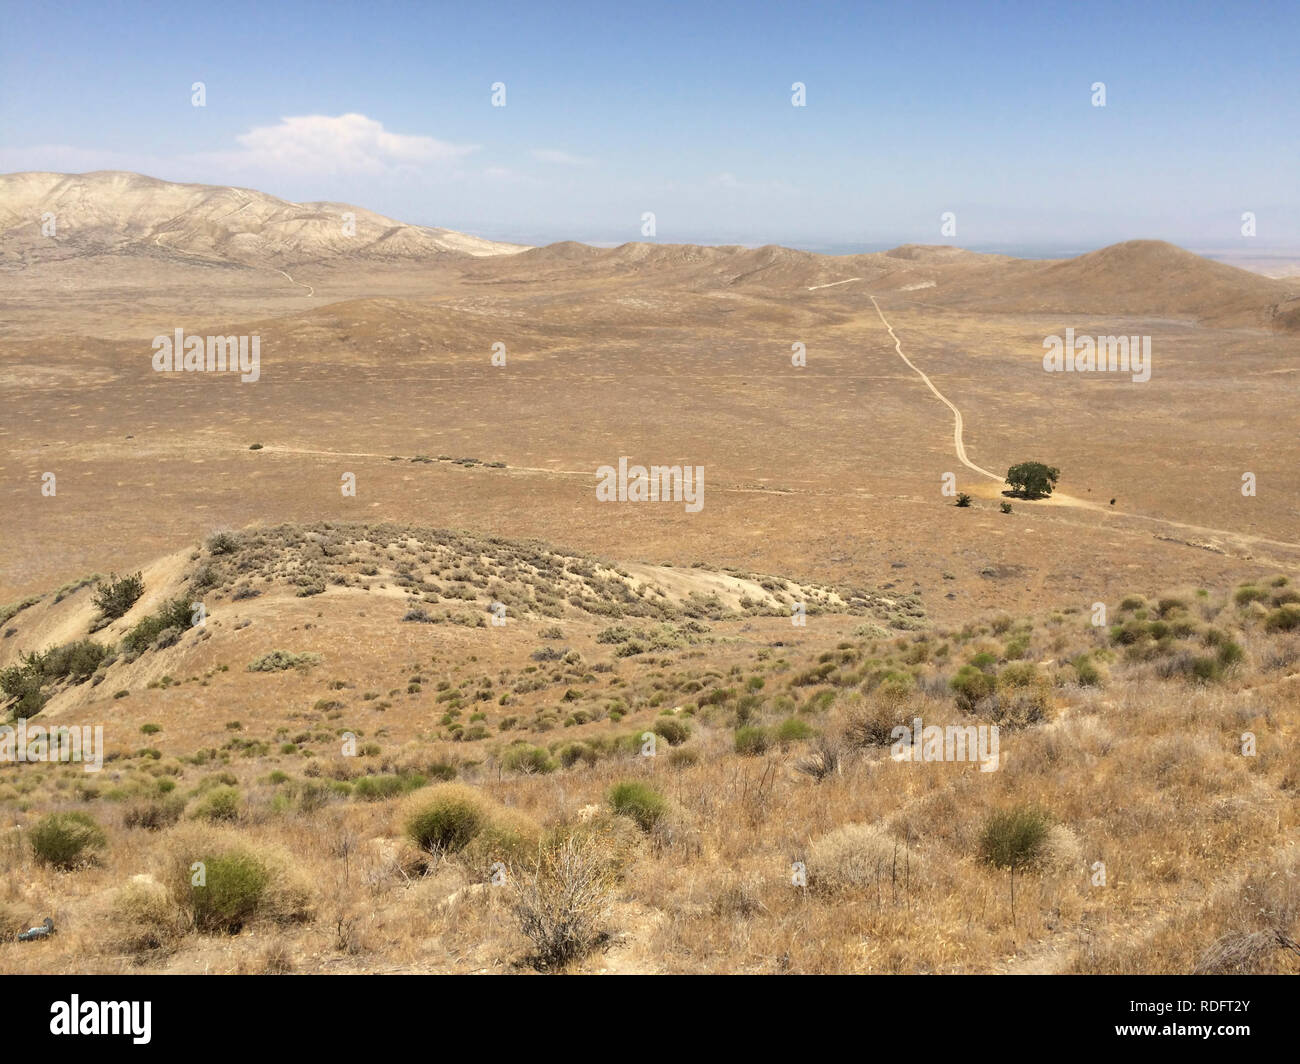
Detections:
217,113,478,175
531,148,593,166
0,114,480,186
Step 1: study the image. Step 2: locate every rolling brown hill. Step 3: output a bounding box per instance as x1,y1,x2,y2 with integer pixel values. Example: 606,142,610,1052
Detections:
4,172,1296,333
925,239,1300,331
471,232,1300,331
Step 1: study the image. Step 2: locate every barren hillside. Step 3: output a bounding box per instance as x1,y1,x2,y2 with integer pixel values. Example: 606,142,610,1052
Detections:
0,171,529,268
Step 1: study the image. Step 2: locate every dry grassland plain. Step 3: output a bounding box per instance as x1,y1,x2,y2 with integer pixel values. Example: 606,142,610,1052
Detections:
2,173,1299,975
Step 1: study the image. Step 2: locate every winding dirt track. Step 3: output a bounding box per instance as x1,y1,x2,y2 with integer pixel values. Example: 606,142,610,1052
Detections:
869,295,1001,482
153,226,314,297
274,268,314,296
865,293,1300,562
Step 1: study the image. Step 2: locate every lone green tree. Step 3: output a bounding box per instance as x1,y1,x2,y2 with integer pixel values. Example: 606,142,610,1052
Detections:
1005,462,1060,499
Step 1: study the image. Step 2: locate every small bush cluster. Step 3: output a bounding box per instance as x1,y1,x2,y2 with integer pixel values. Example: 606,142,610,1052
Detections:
92,572,144,620
29,811,107,868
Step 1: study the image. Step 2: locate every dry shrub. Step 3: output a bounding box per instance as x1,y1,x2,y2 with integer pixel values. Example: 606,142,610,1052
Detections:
551,816,641,876
805,822,923,893
648,801,701,857
107,879,185,959
0,898,26,939
122,795,185,831
1193,930,1300,974
711,876,765,918
460,804,542,878
796,736,845,781
510,830,621,970
842,692,910,747
238,939,295,974
1194,862,1300,974
1040,824,1084,873
976,685,1052,729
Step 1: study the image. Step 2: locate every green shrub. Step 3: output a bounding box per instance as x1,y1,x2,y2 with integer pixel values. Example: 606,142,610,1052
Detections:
0,596,40,626
404,790,488,853
1110,620,1146,646
207,531,239,555
123,597,194,653
651,717,691,746
1191,656,1222,683
190,786,241,823
1235,585,1269,607
1265,605,1300,632
1072,655,1102,687
93,572,144,619
502,744,556,775
187,851,271,933
0,665,45,718
1216,640,1245,670
734,725,772,756
801,688,837,714
352,773,426,801
557,742,597,768
997,662,1039,689
608,780,667,831
951,665,994,710
1003,634,1031,659
776,717,815,743
0,638,111,717
4,639,108,688
978,805,1051,870
29,811,107,868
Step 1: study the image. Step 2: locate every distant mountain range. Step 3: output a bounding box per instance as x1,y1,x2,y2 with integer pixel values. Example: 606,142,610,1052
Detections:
3,171,1298,332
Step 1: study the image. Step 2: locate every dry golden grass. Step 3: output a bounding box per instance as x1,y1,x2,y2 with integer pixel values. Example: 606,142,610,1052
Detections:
3,527,1299,974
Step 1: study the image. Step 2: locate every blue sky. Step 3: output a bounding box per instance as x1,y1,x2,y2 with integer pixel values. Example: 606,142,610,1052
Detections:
1,0,1296,251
